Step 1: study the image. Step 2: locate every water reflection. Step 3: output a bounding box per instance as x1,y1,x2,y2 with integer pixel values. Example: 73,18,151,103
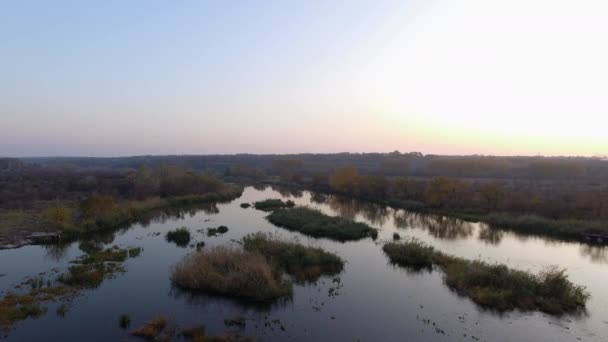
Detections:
44,243,71,261
269,185,303,198
393,211,474,240
579,244,608,264
170,286,290,312
478,224,504,245
325,195,390,226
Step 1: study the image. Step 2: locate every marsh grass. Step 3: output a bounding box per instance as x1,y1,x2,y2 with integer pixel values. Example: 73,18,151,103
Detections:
166,227,191,247
170,246,292,302
267,207,378,241
243,232,344,282
383,238,434,270
253,199,295,212
383,240,589,314
432,254,589,314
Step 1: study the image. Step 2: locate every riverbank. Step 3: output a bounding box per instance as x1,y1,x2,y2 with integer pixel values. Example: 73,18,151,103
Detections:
0,185,243,250
257,180,607,244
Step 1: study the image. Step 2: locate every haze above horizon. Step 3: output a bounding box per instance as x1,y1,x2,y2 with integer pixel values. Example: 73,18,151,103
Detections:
2,0,607,157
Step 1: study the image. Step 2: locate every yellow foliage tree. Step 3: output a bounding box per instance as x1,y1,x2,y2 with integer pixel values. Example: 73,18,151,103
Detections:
46,204,73,228
329,166,359,193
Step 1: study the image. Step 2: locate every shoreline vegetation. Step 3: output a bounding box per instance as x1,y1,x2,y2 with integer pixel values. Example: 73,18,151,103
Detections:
258,180,607,244
383,239,589,315
171,232,344,301
266,206,378,242
0,185,242,249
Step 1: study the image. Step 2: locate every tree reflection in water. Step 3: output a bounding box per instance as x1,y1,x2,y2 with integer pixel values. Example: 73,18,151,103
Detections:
478,223,505,245
579,244,608,264
393,210,475,240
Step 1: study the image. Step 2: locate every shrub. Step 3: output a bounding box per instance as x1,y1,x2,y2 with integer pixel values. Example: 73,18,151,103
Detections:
171,246,292,302
166,227,191,247
267,207,378,241
243,232,344,282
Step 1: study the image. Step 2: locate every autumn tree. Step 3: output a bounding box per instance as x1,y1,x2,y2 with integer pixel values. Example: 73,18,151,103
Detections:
426,177,469,208
328,166,359,194
479,182,504,210
46,203,73,228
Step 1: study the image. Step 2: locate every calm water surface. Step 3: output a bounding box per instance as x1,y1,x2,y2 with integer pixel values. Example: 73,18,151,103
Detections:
1,186,606,341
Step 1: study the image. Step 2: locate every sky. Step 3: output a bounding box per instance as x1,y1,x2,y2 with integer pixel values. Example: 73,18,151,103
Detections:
1,0,607,157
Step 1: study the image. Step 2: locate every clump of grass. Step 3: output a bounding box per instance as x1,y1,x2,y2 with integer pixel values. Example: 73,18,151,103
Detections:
207,226,229,237
240,203,251,209
166,227,191,247
393,232,401,240
131,314,168,339
243,232,344,282
267,207,378,242
383,240,590,314
383,238,434,269
119,314,131,329
171,246,292,302
128,247,143,258
253,199,295,212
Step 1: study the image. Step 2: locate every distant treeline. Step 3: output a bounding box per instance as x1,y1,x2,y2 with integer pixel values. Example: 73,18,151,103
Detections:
18,152,608,181
4,152,608,222
0,160,225,209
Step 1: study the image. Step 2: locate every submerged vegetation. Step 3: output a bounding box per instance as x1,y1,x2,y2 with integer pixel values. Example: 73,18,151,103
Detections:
166,227,192,247
243,232,344,282
171,246,292,302
1,246,141,334
383,240,589,314
253,199,295,212
267,207,378,241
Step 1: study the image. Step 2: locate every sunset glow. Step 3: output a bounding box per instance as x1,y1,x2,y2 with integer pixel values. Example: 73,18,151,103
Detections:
1,0,607,157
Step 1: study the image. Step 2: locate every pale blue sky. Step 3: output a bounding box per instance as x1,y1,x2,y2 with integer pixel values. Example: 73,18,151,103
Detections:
2,1,607,157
